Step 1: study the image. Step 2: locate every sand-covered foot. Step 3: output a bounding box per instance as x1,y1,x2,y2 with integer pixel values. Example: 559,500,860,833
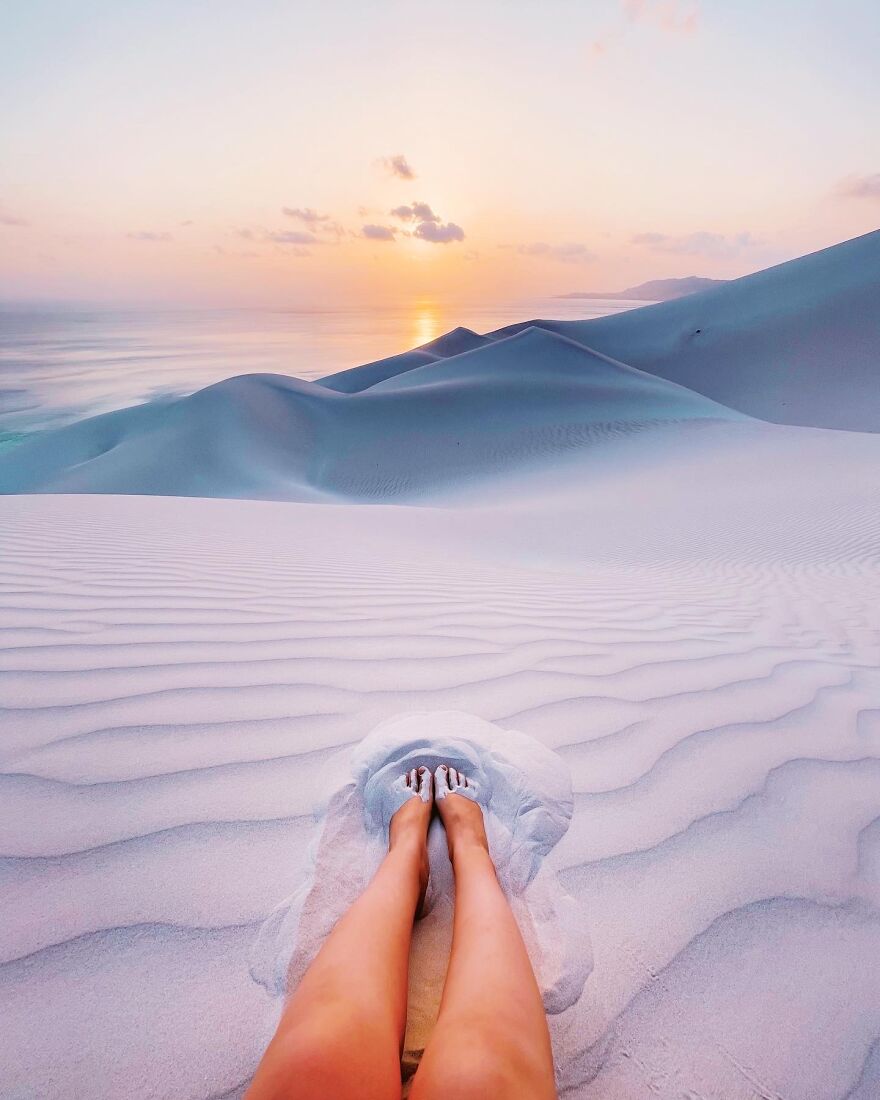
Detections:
388,766,433,913
434,764,489,859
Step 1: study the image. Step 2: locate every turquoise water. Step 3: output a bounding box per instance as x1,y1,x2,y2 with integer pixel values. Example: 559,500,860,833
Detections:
0,299,638,434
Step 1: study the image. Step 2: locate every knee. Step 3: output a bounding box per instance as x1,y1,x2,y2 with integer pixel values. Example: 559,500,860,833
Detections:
252,1018,396,1099
248,1025,339,1099
413,1047,550,1100
412,1063,513,1100
413,1042,555,1100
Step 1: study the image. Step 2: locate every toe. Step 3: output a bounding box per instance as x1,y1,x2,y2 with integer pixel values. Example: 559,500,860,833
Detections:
434,764,450,796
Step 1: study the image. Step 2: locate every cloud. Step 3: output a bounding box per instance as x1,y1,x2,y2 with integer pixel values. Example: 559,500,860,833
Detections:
383,154,416,180
127,231,172,242
589,0,699,58
623,0,700,33
179,219,194,227
390,201,439,223
516,241,595,263
386,200,465,243
414,220,465,244
632,229,758,257
835,173,880,200
266,230,319,245
213,245,258,259
362,224,397,241
0,203,28,227
231,225,330,250
282,206,329,226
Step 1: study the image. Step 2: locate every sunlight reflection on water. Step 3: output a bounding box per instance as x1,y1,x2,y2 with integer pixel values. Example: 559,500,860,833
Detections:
412,302,443,348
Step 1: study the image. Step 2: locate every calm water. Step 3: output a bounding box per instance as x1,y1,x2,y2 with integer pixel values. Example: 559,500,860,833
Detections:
0,298,638,440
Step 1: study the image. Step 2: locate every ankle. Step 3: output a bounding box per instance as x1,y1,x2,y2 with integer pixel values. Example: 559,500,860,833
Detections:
448,830,491,865
389,827,426,857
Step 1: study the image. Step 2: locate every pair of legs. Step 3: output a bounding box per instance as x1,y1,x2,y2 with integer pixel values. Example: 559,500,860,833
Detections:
246,765,556,1100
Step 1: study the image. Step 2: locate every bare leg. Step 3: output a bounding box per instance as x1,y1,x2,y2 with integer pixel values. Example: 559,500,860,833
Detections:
246,767,433,1100
411,766,557,1100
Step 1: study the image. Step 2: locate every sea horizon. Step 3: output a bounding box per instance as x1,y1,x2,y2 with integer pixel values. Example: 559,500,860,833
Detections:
0,296,639,440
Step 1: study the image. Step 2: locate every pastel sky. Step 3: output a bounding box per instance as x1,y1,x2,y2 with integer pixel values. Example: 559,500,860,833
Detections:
2,0,879,307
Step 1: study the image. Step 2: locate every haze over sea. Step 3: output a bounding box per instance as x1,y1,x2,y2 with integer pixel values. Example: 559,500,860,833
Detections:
0,298,635,442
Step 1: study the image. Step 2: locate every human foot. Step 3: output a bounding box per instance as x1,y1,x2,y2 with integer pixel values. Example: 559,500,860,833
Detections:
388,766,433,913
434,764,489,860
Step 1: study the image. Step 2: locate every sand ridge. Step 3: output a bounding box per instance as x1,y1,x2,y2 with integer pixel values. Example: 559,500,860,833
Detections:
1,484,878,1096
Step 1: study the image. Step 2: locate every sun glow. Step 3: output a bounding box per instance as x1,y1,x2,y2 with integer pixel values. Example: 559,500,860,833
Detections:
412,303,442,348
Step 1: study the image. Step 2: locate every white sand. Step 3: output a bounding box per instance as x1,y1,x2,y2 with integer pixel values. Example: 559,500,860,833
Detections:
1,230,879,1097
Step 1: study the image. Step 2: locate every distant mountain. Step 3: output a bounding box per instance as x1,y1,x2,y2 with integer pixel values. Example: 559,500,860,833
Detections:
557,276,727,301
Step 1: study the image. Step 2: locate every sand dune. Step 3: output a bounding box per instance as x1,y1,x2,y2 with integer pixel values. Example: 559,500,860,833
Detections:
0,327,744,501
3,232,878,503
493,229,880,432
315,231,880,435
1,232,879,1097
318,324,496,394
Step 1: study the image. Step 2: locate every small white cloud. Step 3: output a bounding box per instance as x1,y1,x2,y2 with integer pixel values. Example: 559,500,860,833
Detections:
383,154,416,180
411,201,439,223
231,226,327,249
516,241,595,263
624,0,700,34
267,230,319,245
835,173,880,200
632,229,758,257
590,0,699,60
320,220,347,238
388,200,464,243
362,224,397,241
390,201,440,223
213,245,258,259
282,206,330,226
127,231,172,242
414,220,465,244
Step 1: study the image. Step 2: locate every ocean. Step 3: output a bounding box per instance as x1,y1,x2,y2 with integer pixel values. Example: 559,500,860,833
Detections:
0,298,636,442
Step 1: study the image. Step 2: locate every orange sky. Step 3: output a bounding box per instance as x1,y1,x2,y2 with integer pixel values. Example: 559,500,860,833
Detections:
2,0,878,307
